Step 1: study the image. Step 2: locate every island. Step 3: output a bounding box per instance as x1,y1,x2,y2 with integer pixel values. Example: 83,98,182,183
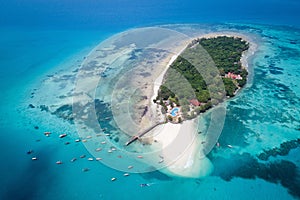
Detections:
154,36,249,123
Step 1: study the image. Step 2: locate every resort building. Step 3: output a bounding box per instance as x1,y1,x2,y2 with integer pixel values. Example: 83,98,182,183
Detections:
225,72,243,80
189,99,201,106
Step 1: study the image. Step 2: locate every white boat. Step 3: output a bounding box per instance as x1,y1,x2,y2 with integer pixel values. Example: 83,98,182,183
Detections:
111,177,117,181
227,144,233,148
44,132,51,136
32,157,38,160
88,158,94,161
56,160,63,164
59,133,67,138
128,165,133,169
70,158,77,162
75,139,81,142
95,148,102,152
123,173,130,177
96,157,102,161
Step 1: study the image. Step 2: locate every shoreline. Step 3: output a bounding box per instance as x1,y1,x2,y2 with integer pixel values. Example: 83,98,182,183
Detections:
150,42,190,123
150,32,257,178
151,44,189,101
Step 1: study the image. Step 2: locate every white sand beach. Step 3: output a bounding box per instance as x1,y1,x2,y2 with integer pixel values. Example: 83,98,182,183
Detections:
151,120,214,178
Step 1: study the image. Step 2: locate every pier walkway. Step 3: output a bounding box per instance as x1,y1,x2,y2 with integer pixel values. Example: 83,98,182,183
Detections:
125,122,165,146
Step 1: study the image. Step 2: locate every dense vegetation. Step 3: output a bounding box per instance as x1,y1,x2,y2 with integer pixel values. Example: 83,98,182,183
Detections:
199,36,249,75
199,36,249,91
155,36,249,119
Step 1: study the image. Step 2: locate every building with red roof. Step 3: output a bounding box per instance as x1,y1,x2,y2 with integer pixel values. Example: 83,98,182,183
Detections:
190,99,201,106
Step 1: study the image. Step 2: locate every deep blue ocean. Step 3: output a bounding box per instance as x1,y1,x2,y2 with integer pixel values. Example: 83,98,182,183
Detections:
1,1,300,200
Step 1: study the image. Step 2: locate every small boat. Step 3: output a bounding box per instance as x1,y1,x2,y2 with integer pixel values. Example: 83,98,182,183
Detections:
96,157,102,161
137,155,143,159
227,144,233,148
105,134,110,136
111,147,116,151
96,134,102,137
82,168,89,172
59,133,67,138
86,135,92,139
123,173,130,177
158,159,164,163
70,158,77,162
117,155,122,158
216,142,220,147
101,141,106,144
56,160,63,164
88,158,94,161
65,142,70,145
27,150,34,155
140,183,151,187
44,132,51,136
108,150,112,153
82,139,87,143
32,157,38,160
111,177,117,181
128,165,133,169
95,148,102,152
75,139,81,142
80,155,86,158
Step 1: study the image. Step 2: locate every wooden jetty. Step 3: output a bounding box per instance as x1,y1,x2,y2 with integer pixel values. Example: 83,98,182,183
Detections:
125,122,165,146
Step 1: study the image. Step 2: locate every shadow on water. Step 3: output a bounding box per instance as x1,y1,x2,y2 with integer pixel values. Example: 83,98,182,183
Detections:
210,152,300,199
1,148,54,200
140,168,173,181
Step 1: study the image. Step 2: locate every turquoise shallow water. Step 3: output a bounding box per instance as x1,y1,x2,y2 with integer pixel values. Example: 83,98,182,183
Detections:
1,23,300,200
